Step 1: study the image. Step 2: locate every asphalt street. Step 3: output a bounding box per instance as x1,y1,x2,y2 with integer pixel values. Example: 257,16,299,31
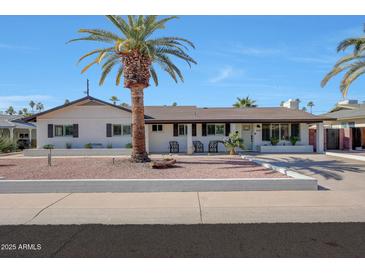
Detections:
0,223,364,257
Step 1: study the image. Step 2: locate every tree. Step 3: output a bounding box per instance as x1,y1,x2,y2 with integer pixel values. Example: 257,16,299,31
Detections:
120,102,129,107
307,101,314,113
29,100,35,113
172,102,177,106
233,96,257,108
18,110,23,115
302,107,307,112
64,99,70,105
280,101,285,107
321,24,365,97
36,102,44,112
5,106,16,115
110,95,120,105
70,15,196,162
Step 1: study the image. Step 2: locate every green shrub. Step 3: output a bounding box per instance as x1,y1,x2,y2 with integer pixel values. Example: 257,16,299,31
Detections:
66,143,72,149
125,143,132,148
84,143,93,149
223,131,244,155
270,137,279,146
43,144,54,149
107,143,113,149
0,137,17,153
290,136,299,146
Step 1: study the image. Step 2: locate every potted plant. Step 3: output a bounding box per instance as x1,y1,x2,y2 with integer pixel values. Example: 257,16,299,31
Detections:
290,136,299,146
125,143,132,148
223,131,244,155
270,137,279,146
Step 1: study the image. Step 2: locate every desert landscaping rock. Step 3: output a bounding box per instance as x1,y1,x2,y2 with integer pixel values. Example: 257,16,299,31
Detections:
0,156,287,180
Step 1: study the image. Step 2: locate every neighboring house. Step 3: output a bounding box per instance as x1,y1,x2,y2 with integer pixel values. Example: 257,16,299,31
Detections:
0,114,36,147
24,96,331,153
320,100,365,150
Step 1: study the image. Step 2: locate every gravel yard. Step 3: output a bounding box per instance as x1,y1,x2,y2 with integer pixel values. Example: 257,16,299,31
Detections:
0,155,287,180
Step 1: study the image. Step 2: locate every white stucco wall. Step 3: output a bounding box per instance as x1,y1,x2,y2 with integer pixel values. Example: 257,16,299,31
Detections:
147,123,227,153
37,104,132,149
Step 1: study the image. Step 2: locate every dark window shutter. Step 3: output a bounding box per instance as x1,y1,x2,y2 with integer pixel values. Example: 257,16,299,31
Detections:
73,124,79,138
173,123,178,137
106,123,112,137
225,123,230,136
202,123,207,136
192,123,197,137
48,124,53,138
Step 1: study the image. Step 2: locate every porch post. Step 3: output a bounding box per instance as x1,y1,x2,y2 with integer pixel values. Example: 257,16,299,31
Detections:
29,128,32,146
316,122,324,153
9,127,14,141
144,124,150,154
187,124,193,155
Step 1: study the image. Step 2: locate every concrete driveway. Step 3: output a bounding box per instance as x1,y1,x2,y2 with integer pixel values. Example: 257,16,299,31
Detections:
249,153,365,191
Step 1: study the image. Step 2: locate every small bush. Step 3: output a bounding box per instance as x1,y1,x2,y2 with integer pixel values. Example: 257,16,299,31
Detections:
125,143,132,148
84,143,93,149
66,143,72,149
270,137,279,146
290,136,299,146
43,144,54,149
0,137,17,153
107,143,113,149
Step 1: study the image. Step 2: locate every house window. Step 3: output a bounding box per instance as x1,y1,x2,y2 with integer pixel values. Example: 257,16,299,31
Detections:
55,125,73,137
280,124,289,140
291,123,300,139
271,124,279,139
113,124,122,136
178,124,188,136
207,124,225,135
152,124,163,132
123,125,131,135
19,133,29,139
262,124,271,141
55,125,63,137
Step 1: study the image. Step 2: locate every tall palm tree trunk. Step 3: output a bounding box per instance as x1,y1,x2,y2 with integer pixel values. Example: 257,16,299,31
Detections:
130,86,150,163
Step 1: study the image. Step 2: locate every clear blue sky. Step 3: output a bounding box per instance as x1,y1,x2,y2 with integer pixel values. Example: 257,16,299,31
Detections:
0,15,364,114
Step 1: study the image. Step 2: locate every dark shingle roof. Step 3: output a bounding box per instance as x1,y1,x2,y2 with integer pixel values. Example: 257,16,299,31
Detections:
324,108,365,120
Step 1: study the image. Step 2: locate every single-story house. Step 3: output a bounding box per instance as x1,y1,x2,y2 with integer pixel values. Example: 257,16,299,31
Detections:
319,99,365,150
0,114,36,147
23,96,332,154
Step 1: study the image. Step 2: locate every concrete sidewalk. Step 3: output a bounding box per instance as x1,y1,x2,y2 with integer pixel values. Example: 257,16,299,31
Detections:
1,191,365,225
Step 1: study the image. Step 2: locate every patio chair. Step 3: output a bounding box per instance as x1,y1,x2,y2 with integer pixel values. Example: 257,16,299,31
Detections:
169,141,179,153
193,141,204,153
208,140,219,153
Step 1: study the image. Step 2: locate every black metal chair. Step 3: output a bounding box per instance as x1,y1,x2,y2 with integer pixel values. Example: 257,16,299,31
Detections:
193,141,204,153
208,140,219,153
169,141,179,153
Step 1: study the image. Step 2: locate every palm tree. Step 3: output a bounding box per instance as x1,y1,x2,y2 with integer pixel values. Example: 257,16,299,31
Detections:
307,101,314,113
233,96,257,108
5,106,16,115
36,102,44,112
69,15,196,162
172,102,178,106
29,100,35,113
110,95,120,105
321,24,365,97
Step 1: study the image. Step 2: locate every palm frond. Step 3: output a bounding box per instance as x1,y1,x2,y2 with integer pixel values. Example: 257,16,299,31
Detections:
99,60,118,85
77,47,114,63
321,63,353,87
150,65,159,86
115,66,124,86
106,15,130,37
340,61,365,96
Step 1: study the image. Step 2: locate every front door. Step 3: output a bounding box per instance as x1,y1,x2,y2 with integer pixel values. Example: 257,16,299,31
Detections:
352,127,362,149
326,129,339,150
241,124,253,150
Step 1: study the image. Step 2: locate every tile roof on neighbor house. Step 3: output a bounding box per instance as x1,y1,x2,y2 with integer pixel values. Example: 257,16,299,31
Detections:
324,108,365,120
23,95,334,123
0,114,36,129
